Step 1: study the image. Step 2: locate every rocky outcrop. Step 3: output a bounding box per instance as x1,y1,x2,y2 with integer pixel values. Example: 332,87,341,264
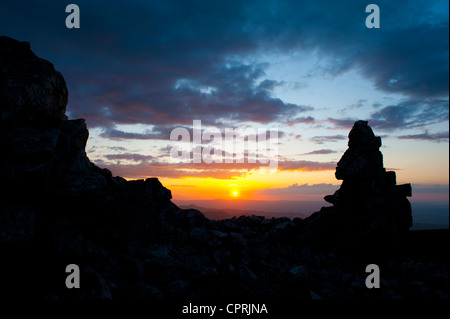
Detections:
305,120,413,260
0,36,447,301
0,36,67,126
0,36,184,242
0,36,198,299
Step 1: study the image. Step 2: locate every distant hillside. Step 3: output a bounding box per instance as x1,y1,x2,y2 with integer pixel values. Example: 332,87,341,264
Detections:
178,204,309,220
410,201,449,230
177,199,449,230
175,199,325,220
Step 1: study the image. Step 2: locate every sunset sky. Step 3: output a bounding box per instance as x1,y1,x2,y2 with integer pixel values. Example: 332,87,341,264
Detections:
1,0,448,208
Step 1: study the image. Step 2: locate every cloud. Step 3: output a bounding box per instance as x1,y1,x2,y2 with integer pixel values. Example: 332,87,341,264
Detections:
301,149,338,155
100,126,177,140
100,123,285,145
369,99,449,131
277,160,336,171
286,116,315,126
57,41,313,129
255,183,339,195
1,0,447,132
328,99,449,132
397,131,449,142
311,135,347,144
104,153,154,163
92,156,336,179
349,99,368,109
93,161,248,179
357,22,449,99
326,119,358,131
107,146,127,152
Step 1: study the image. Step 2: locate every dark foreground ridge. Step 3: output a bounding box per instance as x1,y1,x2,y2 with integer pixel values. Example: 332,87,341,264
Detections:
0,36,448,301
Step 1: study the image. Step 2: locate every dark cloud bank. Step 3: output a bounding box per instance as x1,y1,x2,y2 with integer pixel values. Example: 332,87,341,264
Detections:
0,0,447,133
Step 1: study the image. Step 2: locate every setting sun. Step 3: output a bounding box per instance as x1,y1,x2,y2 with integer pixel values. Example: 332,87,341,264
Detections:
232,190,239,197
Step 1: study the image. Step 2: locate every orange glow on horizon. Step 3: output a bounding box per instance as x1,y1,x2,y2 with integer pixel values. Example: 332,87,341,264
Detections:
156,169,340,201
118,154,448,203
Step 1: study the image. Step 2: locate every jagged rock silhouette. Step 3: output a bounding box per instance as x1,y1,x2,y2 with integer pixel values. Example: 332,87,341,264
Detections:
309,120,413,258
0,36,447,300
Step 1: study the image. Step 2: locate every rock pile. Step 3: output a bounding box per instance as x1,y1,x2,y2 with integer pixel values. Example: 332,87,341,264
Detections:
308,120,413,260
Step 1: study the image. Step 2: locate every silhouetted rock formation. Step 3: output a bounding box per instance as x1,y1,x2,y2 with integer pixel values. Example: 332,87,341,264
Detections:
0,36,447,301
0,36,202,299
0,35,185,244
313,120,413,258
